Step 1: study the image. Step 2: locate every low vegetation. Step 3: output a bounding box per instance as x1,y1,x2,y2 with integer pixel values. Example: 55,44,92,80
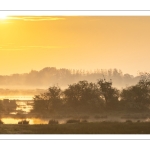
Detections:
0,119,3,124
18,119,29,125
48,119,59,125
1,73,150,134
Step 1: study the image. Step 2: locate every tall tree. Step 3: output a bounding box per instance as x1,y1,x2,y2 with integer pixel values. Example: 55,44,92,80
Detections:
64,80,104,111
97,79,119,109
120,73,150,111
33,85,62,113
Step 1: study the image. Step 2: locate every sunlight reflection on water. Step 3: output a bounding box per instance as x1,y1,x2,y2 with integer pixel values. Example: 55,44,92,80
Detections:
16,100,33,113
1,117,150,125
0,96,33,100
1,118,48,124
1,118,66,124
1,97,150,125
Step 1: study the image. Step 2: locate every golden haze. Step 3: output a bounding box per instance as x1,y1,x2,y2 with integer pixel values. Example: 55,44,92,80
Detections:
0,16,150,75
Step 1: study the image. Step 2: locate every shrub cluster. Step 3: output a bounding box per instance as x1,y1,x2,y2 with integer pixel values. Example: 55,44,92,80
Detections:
33,75,150,114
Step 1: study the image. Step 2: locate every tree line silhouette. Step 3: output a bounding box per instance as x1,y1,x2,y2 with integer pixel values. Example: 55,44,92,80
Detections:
33,73,150,114
0,67,141,89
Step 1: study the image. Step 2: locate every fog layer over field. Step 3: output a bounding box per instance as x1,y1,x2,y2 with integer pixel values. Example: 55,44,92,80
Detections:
0,67,141,90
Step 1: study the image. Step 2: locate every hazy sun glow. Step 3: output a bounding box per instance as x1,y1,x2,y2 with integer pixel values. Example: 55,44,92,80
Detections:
0,14,7,20
1,16,150,76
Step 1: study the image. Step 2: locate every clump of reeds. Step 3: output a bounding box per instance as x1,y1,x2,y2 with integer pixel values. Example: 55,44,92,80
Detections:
48,119,59,125
18,119,29,125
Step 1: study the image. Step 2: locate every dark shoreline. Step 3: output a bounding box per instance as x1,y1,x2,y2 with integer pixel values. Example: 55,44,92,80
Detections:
0,122,150,134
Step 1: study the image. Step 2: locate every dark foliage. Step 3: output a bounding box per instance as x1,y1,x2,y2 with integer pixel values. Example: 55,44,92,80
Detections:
0,100,17,113
48,119,59,125
120,74,150,111
33,85,62,113
18,119,29,125
32,74,150,114
64,80,104,112
0,120,4,124
97,79,119,110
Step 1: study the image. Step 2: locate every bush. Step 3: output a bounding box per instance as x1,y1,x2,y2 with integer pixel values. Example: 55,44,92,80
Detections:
0,120,4,124
48,119,59,125
18,119,29,124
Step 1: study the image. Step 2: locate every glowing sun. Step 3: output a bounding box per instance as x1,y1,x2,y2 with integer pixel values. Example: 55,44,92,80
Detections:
0,14,7,20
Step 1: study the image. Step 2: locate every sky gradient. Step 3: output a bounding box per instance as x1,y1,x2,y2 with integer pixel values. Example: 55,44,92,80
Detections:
0,16,150,76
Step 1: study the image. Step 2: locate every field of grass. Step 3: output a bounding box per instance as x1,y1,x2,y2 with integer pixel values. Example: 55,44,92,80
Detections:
0,122,150,134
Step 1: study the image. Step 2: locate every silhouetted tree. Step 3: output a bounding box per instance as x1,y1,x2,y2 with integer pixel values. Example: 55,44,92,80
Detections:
64,80,104,112
33,85,62,113
97,79,119,110
120,73,150,111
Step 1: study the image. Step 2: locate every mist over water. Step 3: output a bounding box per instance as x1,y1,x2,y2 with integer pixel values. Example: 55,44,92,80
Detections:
1,99,150,125
1,99,150,124
0,68,149,125
2,114,150,125
0,96,33,100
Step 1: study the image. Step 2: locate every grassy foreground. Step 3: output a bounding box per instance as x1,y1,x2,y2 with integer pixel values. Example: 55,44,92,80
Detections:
0,122,150,134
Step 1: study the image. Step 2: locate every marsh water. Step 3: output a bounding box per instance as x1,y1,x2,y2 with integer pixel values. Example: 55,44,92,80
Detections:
2,115,150,125
1,97,150,124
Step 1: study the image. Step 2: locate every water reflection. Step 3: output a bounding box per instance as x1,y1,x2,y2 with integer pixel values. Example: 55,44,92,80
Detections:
1,117,150,125
1,98,150,125
1,118,65,124
15,100,33,113
10,112,17,115
0,96,33,100
7,100,34,115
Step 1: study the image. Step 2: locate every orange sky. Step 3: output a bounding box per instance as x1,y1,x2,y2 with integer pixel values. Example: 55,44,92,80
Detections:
0,16,150,76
